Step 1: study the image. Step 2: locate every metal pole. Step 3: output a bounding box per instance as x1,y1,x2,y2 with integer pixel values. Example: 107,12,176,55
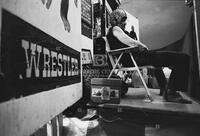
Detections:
193,0,200,78
129,52,153,102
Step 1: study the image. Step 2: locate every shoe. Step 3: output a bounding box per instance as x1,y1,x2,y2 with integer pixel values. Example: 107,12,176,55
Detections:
164,89,181,99
167,96,192,104
165,91,192,104
167,91,181,97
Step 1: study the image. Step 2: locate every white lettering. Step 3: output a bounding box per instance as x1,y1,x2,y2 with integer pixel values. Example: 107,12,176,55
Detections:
43,47,51,77
21,39,79,78
58,53,63,77
68,56,71,76
71,58,75,76
51,51,57,77
22,40,41,78
63,55,67,76
36,45,42,77
22,40,29,77
74,58,79,75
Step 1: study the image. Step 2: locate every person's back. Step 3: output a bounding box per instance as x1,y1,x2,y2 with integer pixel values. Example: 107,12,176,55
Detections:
106,27,134,67
106,27,129,50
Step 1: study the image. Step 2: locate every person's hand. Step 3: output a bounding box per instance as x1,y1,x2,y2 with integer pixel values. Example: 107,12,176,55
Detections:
138,41,149,50
129,45,147,52
138,45,148,51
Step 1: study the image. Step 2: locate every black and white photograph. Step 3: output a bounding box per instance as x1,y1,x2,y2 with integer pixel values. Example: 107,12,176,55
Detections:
0,0,200,136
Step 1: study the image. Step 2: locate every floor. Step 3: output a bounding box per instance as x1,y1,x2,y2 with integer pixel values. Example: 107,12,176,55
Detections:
145,124,200,136
63,88,200,136
88,88,200,136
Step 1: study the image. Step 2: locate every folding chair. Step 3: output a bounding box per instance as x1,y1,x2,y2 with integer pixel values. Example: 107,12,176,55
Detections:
103,37,154,102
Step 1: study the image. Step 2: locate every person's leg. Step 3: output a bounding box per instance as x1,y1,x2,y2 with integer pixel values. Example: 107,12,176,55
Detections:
164,53,191,103
154,67,167,95
120,50,168,92
167,53,190,92
133,50,191,103
134,50,189,90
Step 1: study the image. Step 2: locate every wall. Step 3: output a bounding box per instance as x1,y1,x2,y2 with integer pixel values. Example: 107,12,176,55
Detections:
81,35,93,57
125,10,139,40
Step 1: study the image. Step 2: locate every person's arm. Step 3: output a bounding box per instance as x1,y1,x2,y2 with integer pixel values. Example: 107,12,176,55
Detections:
113,26,148,49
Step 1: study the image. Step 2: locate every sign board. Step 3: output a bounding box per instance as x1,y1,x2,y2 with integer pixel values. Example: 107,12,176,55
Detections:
93,54,107,67
0,0,82,136
1,10,81,102
81,49,93,65
81,0,92,39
